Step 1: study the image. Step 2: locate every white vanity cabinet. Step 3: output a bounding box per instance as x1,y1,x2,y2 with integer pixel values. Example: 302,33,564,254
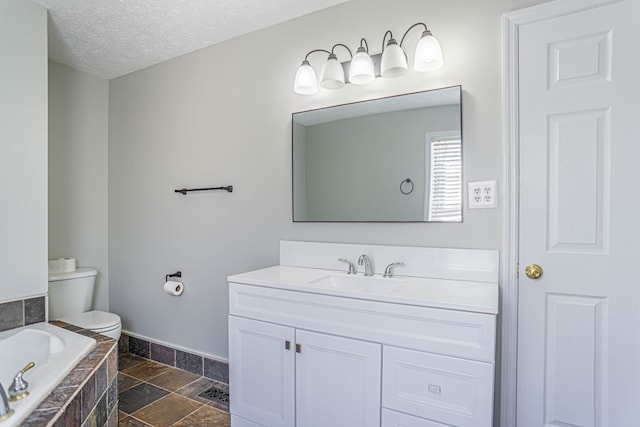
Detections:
228,279,497,427
229,315,381,427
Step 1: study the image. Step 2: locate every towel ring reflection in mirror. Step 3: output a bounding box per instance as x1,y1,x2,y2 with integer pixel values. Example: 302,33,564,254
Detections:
400,178,414,195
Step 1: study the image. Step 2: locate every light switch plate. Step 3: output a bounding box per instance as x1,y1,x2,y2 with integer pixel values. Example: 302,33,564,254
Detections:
468,180,498,209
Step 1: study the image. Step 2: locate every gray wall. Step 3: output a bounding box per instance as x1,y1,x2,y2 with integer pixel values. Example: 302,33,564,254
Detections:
0,0,48,303
48,61,110,311
109,0,510,360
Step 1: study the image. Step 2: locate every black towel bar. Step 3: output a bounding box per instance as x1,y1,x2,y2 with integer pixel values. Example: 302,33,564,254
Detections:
175,186,233,195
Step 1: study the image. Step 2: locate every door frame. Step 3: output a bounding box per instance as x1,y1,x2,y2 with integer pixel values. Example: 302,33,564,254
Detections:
500,1,622,426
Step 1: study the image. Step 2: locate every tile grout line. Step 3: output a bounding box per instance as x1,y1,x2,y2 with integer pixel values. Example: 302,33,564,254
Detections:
168,402,204,427
123,368,204,396
127,392,167,420
117,372,142,393
124,414,155,426
129,392,206,426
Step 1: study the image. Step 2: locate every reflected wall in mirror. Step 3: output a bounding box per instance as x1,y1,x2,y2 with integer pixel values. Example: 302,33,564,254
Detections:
292,86,462,222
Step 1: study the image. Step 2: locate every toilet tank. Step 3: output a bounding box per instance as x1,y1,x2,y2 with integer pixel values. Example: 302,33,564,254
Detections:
48,267,98,320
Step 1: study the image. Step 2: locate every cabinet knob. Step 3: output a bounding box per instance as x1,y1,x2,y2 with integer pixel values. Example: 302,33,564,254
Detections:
285,340,291,350
296,343,301,353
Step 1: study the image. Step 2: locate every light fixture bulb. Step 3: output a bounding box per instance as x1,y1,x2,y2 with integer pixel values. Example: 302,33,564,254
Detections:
381,38,408,78
414,30,444,72
293,60,318,95
349,47,375,85
320,53,345,90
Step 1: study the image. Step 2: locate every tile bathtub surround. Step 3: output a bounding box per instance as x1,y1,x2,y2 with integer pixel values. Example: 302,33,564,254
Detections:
24,297,46,324
0,296,46,331
123,333,229,383
19,321,118,427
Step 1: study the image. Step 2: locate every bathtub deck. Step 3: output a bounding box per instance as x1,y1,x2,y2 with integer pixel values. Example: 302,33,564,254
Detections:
117,353,230,426
20,321,118,427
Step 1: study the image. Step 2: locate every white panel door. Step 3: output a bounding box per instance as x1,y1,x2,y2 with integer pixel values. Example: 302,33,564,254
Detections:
229,316,295,427
517,1,640,426
295,330,381,427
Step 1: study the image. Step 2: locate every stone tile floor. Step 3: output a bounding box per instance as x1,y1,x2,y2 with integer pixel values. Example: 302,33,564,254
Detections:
118,353,230,427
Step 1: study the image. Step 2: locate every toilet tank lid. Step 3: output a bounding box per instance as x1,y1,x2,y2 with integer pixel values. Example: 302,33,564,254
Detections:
48,267,98,282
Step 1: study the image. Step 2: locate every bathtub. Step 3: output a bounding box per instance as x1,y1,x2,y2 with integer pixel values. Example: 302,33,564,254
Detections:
0,322,96,426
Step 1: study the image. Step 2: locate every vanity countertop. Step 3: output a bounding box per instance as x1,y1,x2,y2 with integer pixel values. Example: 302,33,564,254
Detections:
228,265,498,314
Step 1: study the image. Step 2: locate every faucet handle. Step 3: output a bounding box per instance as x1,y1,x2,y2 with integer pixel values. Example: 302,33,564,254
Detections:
338,258,357,275
383,262,404,278
8,361,35,401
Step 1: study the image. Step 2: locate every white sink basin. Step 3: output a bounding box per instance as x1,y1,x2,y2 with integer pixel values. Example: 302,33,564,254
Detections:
309,274,404,293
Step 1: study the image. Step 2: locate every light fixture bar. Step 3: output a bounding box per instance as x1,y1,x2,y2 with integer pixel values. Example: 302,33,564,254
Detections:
341,54,383,82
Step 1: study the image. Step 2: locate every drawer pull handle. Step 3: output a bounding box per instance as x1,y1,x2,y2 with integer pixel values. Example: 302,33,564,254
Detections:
428,384,442,394
285,340,291,350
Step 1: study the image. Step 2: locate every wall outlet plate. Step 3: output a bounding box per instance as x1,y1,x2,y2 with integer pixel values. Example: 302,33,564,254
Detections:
468,180,498,209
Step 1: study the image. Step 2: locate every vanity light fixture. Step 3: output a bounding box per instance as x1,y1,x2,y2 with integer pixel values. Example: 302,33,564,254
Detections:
293,22,443,95
349,39,375,85
321,44,352,89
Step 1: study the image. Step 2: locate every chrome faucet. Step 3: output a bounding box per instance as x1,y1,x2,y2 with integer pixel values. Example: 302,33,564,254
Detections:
383,262,404,278
358,254,373,276
0,382,14,422
338,258,357,275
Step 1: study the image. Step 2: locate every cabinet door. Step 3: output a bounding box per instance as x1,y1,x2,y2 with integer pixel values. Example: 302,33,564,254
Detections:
295,330,381,427
229,316,295,427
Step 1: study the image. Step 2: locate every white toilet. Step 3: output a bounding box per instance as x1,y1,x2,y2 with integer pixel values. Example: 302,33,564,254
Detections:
48,267,122,340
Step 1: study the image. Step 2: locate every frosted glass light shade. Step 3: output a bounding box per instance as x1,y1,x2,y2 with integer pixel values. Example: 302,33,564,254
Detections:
349,47,375,85
381,39,408,78
414,30,444,72
320,54,345,89
294,60,318,95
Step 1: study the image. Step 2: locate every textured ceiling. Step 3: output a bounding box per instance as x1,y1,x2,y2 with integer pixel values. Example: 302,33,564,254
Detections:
33,0,348,80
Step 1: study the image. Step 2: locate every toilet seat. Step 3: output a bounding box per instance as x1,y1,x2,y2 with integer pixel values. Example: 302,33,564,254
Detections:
59,310,121,331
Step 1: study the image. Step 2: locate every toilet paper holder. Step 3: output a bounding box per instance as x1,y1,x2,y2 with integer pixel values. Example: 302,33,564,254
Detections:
165,271,182,282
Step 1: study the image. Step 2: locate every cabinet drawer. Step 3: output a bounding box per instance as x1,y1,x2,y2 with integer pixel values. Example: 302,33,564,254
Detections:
229,283,496,361
382,346,494,427
382,409,449,427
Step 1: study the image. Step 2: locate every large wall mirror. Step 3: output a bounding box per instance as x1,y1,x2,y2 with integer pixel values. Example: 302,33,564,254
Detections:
292,85,462,222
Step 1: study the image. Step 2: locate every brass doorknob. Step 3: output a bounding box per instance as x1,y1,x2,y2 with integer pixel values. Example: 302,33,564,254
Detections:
525,264,543,279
